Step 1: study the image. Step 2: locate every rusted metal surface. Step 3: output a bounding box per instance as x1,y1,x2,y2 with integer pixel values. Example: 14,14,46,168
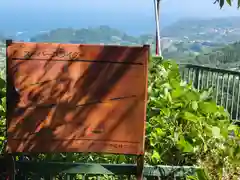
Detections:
6,41,149,155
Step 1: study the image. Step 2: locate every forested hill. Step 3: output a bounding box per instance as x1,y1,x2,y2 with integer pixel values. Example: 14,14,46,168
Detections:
29,26,155,45
192,42,240,70
1,17,240,71
162,16,240,43
30,17,240,45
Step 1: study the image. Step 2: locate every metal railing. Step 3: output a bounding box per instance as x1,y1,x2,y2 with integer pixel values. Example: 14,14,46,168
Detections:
14,161,200,180
179,63,240,120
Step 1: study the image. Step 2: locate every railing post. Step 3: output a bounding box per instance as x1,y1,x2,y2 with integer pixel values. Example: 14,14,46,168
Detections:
5,154,16,180
136,155,144,180
194,68,200,90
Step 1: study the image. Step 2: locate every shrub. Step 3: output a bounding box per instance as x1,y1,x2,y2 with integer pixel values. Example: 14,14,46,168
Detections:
146,58,240,179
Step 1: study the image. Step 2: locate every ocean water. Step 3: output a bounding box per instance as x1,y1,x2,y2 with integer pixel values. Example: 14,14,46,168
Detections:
0,11,178,40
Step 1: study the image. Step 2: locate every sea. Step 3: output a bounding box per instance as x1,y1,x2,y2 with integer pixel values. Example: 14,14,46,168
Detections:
0,11,179,41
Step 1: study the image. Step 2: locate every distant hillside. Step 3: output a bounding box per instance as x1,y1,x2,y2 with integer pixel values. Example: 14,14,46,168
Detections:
192,42,240,70
163,41,240,70
2,17,240,71
162,16,240,43
29,17,240,58
30,26,216,57
30,25,155,46
162,40,225,62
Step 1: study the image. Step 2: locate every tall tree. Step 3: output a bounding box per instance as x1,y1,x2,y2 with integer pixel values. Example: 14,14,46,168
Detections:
214,0,240,8
154,0,161,56
154,0,239,57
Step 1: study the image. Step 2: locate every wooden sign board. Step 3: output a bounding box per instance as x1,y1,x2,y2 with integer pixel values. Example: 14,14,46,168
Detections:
6,41,149,155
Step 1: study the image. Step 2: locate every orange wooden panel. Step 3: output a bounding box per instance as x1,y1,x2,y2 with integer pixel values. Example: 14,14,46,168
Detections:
11,62,144,107
10,60,144,87
9,60,69,86
6,41,149,154
7,98,145,154
7,42,146,64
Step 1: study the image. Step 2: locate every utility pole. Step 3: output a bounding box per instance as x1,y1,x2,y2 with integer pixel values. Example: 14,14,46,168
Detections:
154,0,162,56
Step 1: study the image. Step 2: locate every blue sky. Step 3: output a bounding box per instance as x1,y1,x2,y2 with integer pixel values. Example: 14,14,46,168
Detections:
0,0,239,17
0,0,239,36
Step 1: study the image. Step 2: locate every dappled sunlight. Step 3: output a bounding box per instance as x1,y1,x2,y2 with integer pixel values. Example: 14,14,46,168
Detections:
6,42,149,155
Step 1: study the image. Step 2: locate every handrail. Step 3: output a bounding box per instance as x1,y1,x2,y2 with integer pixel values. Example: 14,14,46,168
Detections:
179,63,240,76
178,63,240,120
15,161,200,179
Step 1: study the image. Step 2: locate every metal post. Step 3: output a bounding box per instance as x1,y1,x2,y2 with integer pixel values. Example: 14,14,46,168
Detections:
154,0,161,56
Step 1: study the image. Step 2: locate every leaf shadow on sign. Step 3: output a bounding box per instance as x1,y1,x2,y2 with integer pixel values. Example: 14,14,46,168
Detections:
6,43,148,157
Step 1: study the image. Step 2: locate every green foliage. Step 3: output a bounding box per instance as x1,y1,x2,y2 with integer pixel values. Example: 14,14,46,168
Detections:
30,26,154,46
194,41,240,69
146,58,240,179
162,17,240,43
0,69,6,154
215,0,240,8
164,41,240,72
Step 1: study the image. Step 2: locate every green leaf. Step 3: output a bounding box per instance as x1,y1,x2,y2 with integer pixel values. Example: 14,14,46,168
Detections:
220,0,225,8
199,102,218,114
192,101,198,111
182,141,194,153
177,136,194,153
228,124,239,134
161,108,170,116
211,126,221,138
182,112,198,122
151,150,161,162
1,97,6,112
155,128,165,137
171,88,183,98
117,155,126,163
226,0,232,6
184,91,199,101
0,78,5,90
195,168,211,180
199,90,212,101
170,79,180,89
187,176,199,180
